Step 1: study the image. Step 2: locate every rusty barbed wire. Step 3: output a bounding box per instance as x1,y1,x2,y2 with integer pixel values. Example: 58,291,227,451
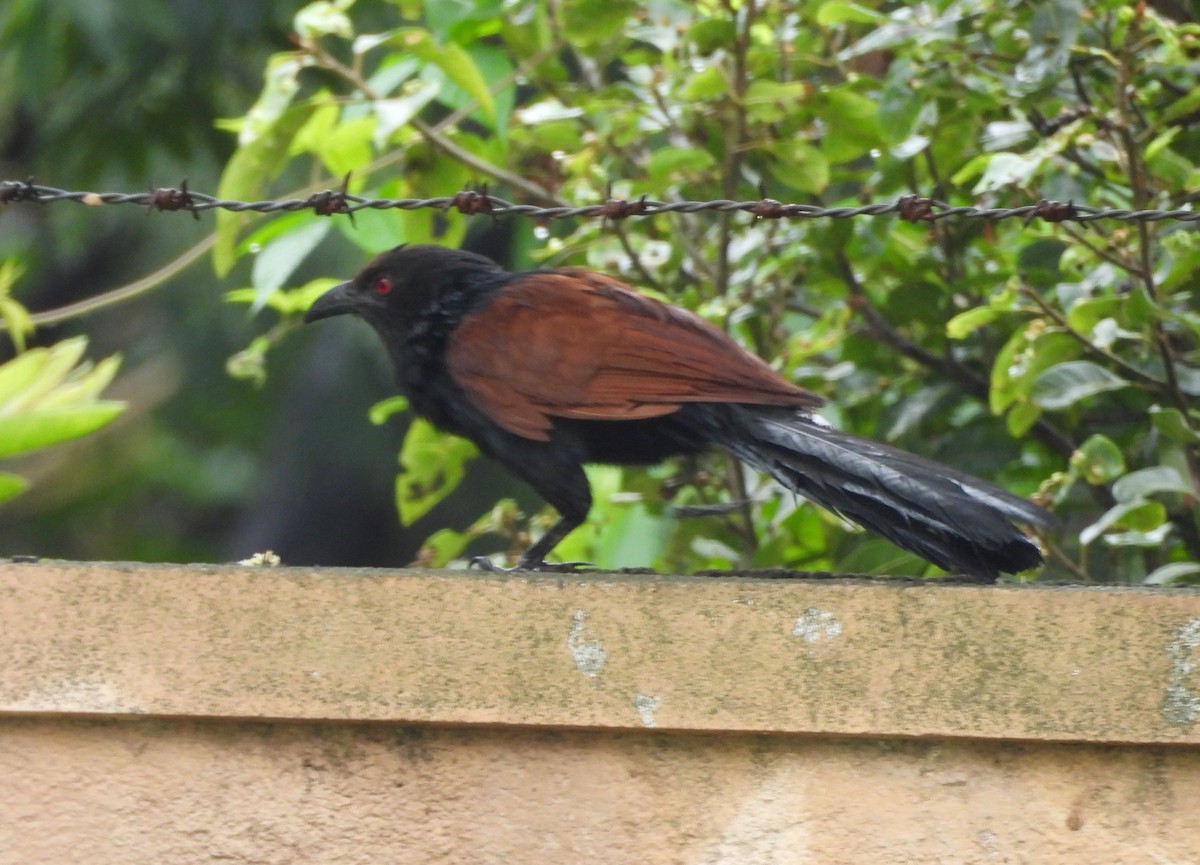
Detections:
3,179,1200,225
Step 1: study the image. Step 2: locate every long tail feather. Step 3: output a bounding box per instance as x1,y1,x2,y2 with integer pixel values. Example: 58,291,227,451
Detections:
716,410,1054,580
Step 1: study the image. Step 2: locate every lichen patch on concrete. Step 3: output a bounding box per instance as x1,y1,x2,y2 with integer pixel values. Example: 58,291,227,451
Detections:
792,608,843,644
1163,617,1200,727
567,609,607,678
9,679,137,714
633,694,660,728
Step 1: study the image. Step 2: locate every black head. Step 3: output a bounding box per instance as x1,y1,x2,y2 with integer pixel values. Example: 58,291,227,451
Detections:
304,244,506,333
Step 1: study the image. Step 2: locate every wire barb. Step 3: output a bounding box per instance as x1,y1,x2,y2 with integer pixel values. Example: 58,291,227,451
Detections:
896,195,936,223
1025,198,1080,225
0,177,40,204
307,172,355,225
147,180,199,220
447,187,495,219
599,194,649,221
1,180,1198,225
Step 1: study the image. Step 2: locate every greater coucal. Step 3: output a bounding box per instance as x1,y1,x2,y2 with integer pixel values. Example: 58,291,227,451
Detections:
305,244,1053,580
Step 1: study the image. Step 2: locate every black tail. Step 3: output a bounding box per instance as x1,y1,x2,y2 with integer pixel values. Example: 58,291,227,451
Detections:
715,409,1054,580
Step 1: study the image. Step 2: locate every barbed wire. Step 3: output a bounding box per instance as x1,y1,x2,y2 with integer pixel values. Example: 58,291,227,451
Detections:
2,179,1199,225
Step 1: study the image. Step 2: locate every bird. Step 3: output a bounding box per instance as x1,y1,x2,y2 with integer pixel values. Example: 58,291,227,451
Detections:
304,244,1053,581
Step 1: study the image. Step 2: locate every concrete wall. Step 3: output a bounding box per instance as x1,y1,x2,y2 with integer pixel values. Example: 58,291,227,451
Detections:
1,562,1198,863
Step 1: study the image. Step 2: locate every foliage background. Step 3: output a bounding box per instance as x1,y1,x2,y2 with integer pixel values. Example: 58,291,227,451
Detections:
1,0,1197,582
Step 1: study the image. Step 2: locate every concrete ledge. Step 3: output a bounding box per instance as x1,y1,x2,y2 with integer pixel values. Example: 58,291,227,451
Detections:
1,561,1197,743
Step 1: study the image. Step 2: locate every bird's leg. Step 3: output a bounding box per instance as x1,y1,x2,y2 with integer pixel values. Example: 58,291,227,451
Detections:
470,514,592,573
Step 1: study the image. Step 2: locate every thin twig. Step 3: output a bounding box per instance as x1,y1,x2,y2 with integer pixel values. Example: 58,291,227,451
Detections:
714,0,759,558
1018,286,1166,389
16,235,214,328
1041,534,1091,582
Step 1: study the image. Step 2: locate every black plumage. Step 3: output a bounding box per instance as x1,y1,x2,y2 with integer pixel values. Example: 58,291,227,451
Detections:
305,244,1053,579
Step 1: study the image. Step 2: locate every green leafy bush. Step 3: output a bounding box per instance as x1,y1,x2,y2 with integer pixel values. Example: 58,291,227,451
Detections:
220,0,1200,582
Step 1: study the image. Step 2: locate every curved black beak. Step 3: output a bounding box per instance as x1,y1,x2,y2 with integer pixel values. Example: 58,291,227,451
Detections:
304,280,357,323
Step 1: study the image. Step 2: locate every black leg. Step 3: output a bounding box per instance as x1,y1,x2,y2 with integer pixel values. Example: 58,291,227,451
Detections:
516,515,590,569
467,431,594,572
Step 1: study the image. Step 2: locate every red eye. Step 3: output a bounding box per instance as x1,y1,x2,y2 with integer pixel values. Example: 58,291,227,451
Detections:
374,277,393,295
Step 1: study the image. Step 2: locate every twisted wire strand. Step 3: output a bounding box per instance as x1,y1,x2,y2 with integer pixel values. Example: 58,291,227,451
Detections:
3,181,1198,224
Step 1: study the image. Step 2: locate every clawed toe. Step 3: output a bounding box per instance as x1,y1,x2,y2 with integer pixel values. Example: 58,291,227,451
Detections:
526,560,595,573
469,556,594,573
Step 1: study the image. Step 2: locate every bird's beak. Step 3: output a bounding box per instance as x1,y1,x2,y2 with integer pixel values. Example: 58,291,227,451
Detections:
304,280,357,323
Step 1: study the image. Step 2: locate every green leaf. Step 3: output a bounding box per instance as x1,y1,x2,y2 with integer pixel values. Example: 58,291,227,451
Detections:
1144,126,1181,162
1079,498,1166,546
561,0,633,45
0,405,125,459
836,535,931,578
251,219,333,309
1145,562,1200,585
645,147,717,183
744,81,810,123
395,417,478,524
0,472,28,506
1149,406,1200,445
1005,399,1043,437
423,0,504,41
239,210,323,257
1125,283,1158,326
1032,361,1131,409
817,88,883,163
294,0,354,40
769,142,830,195
0,343,53,407
1014,0,1080,93
317,115,376,176
1112,466,1194,502
816,1,886,25
332,176,406,256
973,152,1045,193
0,259,32,352
1065,296,1123,333
0,471,30,505
225,336,270,388
36,355,121,410
214,104,319,276
417,526,474,567
363,55,420,98
1147,146,1193,187
1070,434,1125,484
990,329,1077,414
382,28,495,122
0,338,87,412
0,297,33,353
1103,524,1172,547
950,153,992,186
681,65,726,101
369,395,410,425
373,81,441,145
290,102,339,157
1162,81,1200,123
1018,239,1068,288
946,306,1000,340
238,53,310,146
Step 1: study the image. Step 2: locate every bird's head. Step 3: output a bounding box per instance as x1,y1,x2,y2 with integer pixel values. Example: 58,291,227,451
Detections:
304,244,505,334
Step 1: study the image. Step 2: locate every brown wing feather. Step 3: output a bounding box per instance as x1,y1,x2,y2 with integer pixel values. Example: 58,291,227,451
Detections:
445,270,821,442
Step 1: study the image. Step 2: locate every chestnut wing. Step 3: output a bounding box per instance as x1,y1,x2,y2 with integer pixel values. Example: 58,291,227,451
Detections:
445,270,821,442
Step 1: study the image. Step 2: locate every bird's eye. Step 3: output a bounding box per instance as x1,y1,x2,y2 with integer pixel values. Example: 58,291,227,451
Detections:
374,277,393,295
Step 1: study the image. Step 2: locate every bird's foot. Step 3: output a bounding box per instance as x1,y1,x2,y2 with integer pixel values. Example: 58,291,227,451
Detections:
470,556,595,573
